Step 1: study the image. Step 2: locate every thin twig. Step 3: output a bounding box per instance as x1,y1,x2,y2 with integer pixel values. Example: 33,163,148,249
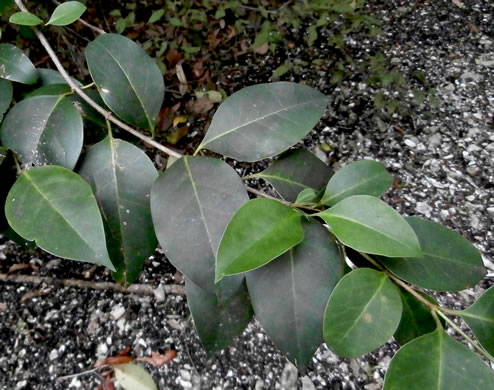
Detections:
15,0,182,159
435,310,494,364
0,273,185,296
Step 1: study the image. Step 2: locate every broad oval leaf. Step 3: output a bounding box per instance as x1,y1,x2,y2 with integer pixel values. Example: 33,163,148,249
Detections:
317,195,422,258
24,83,72,99
321,160,393,206
0,43,38,84
251,149,333,202
382,216,485,291
5,166,114,270
85,34,164,131
323,268,402,358
215,198,304,282
47,1,87,26
186,276,253,356
247,220,343,370
197,82,328,162
0,95,83,170
394,288,441,346
461,286,494,356
79,136,158,285
150,156,248,291
9,11,43,26
0,79,13,121
38,68,81,86
114,363,157,390
295,188,320,204
383,329,494,390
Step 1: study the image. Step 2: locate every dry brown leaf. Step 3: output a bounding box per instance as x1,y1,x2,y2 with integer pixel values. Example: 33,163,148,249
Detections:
19,288,51,303
7,263,37,275
254,42,269,55
136,350,177,368
193,97,213,114
94,355,135,368
167,127,189,145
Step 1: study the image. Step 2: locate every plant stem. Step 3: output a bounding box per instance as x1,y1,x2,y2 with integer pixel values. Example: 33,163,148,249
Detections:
435,310,494,364
14,0,182,159
357,251,386,271
80,81,95,90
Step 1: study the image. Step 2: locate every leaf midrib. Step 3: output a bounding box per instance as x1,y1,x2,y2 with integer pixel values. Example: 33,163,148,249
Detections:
255,173,309,189
326,212,417,255
93,41,152,129
323,171,388,204
337,275,386,345
200,99,319,149
24,171,98,256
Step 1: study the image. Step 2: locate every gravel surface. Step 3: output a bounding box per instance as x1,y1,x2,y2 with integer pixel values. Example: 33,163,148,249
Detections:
1,0,494,389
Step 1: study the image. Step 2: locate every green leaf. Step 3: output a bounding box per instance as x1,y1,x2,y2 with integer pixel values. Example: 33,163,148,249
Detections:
37,68,81,86
114,363,157,390
5,166,114,270
295,188,321,204
323,268,402,357
85,34,164,131
46,1,87,26
186,276,253,356
460,286,494,356
317,195,422,258
24,83,72,99
79,136,158,285
150,156,248,291
394,288,440,346
321,160,393,206
148,9,164,24
197,82,328,162
0,43,38,84
0,79,13,121
383,329,494,390
251,149,333,202
215,198,304,282
9,11,43,26
382,217,485,291
272,64,291,78
0,95,83,170
247,220,343,370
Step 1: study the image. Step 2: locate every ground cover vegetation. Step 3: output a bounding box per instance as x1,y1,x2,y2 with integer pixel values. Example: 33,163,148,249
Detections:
0,0,493,388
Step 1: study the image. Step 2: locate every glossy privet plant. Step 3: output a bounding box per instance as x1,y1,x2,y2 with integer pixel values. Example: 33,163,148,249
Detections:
1,2,493,388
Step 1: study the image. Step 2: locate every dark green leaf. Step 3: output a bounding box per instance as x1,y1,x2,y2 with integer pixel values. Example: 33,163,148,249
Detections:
247,220,343,370
79,136,158,285
9,12,43,26
37,68,81,86
197,82,328,162
215,198,304,282
317,195,422,258
150,156,248,291
0,43,38,84
148,9,164,24
383,329,494,390
323,268,402,357
251,149,333,202
46,1,87,26
272,64,291,78
0,79,13,121
321,160,393,206
461,286,494,356
5,166,114,270
295,188,321,204
0,95,83,170
85,34,164,131
71,89,109,128
394,288,440,346
24,83,72,99
186,276,253,356
382,217,485,291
